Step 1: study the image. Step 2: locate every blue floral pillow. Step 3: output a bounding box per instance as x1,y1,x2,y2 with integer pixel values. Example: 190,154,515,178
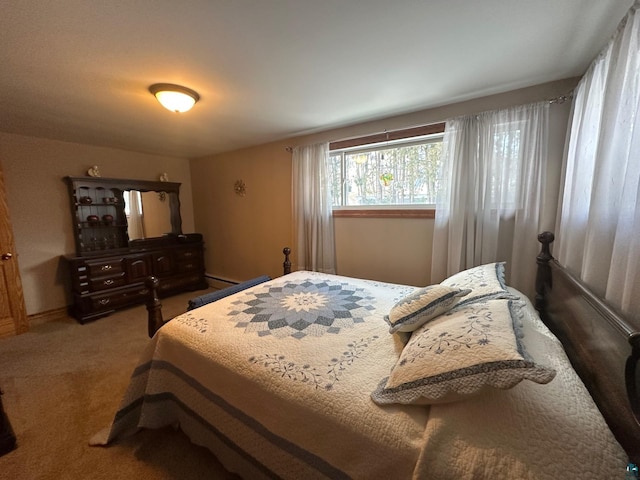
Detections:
440,262,516,307
385,285,470,333
372,299,556,405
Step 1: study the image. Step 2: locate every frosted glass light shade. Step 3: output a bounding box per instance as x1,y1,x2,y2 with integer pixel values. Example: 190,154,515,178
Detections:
149,83,200,113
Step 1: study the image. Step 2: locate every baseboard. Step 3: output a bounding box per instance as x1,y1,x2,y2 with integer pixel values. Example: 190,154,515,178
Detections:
205,274,238,291
28,307,70,327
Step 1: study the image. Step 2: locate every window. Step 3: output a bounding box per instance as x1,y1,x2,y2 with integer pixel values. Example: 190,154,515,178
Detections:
488,125,523,209
329,134,443,208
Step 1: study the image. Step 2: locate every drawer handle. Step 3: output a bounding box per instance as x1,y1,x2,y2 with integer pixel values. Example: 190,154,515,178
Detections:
101,265,113,271
185,263,193,269
103,279,115,286
184,252,193,257
98,299,110,305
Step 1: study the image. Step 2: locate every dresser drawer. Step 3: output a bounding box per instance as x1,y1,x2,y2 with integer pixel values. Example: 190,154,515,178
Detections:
175,247,201,260
174,247,203,273
89,285,150,311
89,272,127,291
157,272,206,293
176,259,202,273
86,258,124,277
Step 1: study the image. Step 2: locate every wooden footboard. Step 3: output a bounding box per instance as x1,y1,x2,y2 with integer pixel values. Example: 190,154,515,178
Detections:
145,276,163,338
535,232,640,463
283,247,291,275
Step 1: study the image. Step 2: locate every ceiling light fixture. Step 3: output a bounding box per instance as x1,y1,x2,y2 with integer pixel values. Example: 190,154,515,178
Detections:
149,83,200,113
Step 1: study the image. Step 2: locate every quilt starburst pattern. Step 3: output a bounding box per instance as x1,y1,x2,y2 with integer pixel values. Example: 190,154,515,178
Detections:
227,279,377,338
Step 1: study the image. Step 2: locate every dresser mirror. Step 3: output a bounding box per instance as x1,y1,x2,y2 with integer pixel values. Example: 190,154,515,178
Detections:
65,176,183,255
124,189,176,240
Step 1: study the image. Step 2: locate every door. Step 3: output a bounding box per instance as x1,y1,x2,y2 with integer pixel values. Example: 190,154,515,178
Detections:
0,163,28,338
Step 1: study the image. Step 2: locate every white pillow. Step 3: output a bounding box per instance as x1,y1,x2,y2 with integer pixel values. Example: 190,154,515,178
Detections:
385,285,470,333
441,262,516,307
372,299,556,405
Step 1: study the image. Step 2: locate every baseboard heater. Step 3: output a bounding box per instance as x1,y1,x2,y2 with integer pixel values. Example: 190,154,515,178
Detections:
205,274,238,286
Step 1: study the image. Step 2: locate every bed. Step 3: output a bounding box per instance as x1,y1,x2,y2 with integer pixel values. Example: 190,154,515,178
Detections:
91,232,640,479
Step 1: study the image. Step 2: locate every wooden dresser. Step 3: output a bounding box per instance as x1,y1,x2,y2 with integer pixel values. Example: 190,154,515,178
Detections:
65,239,207,323
64,176,207,323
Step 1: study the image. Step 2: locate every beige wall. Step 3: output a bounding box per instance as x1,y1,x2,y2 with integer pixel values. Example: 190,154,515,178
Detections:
190,141,292,283
334,217,434,286
0,132,194,315
192,78,576,286
0,77,576,316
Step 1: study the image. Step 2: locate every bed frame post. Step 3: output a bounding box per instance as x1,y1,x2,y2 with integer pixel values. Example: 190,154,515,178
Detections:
283,247,291,275
145,276,163,338
627,334,640,426
535,231,554,314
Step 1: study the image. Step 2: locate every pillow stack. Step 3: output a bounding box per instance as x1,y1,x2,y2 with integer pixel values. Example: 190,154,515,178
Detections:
372,263,556,405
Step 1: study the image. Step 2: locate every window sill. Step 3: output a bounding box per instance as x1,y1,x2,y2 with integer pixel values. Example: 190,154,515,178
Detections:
332,208,435,219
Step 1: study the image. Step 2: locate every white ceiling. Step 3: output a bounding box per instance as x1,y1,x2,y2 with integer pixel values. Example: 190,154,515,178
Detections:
0,0,632,159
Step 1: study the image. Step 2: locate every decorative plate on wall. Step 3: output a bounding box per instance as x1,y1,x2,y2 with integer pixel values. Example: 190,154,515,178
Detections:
234,180,246,197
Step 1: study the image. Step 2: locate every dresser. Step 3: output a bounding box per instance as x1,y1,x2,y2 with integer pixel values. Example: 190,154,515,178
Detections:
64,176,207,323
65,240,207,323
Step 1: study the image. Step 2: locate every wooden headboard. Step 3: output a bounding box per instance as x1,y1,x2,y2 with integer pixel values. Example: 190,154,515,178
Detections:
535,231,640,464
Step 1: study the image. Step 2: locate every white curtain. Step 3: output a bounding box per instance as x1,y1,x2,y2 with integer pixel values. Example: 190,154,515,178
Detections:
125,190,145,240
431,102,549,299
292,142,336,274
556,0,640,321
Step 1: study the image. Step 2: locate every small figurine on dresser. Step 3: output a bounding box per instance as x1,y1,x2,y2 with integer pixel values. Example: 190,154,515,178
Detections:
87,165,101,177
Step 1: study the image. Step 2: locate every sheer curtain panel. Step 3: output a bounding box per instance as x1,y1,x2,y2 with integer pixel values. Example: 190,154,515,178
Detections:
292,142,336,274
431,103,549,299
556,0,640,322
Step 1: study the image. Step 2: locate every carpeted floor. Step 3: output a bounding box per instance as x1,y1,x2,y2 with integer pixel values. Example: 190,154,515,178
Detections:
0,290,241,480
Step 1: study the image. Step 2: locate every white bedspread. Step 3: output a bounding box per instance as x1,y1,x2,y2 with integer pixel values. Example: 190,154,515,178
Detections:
91,271,629,479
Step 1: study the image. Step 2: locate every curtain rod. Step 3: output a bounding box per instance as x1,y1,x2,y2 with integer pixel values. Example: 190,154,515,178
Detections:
548,91,574,104
286,95,569,153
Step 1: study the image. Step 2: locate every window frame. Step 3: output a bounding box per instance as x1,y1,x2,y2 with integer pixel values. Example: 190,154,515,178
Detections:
329,123,445,217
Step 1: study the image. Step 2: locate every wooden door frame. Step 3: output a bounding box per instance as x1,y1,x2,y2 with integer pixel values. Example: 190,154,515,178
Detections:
0,160,28,337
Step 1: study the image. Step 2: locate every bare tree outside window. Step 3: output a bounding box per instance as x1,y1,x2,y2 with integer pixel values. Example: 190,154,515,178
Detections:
330,137,443,207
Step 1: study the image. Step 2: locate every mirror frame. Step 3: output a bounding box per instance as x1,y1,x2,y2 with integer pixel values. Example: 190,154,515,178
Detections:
65,176,182,255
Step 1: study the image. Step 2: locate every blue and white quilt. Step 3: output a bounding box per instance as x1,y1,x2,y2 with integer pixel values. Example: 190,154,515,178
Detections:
91,271,628,480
